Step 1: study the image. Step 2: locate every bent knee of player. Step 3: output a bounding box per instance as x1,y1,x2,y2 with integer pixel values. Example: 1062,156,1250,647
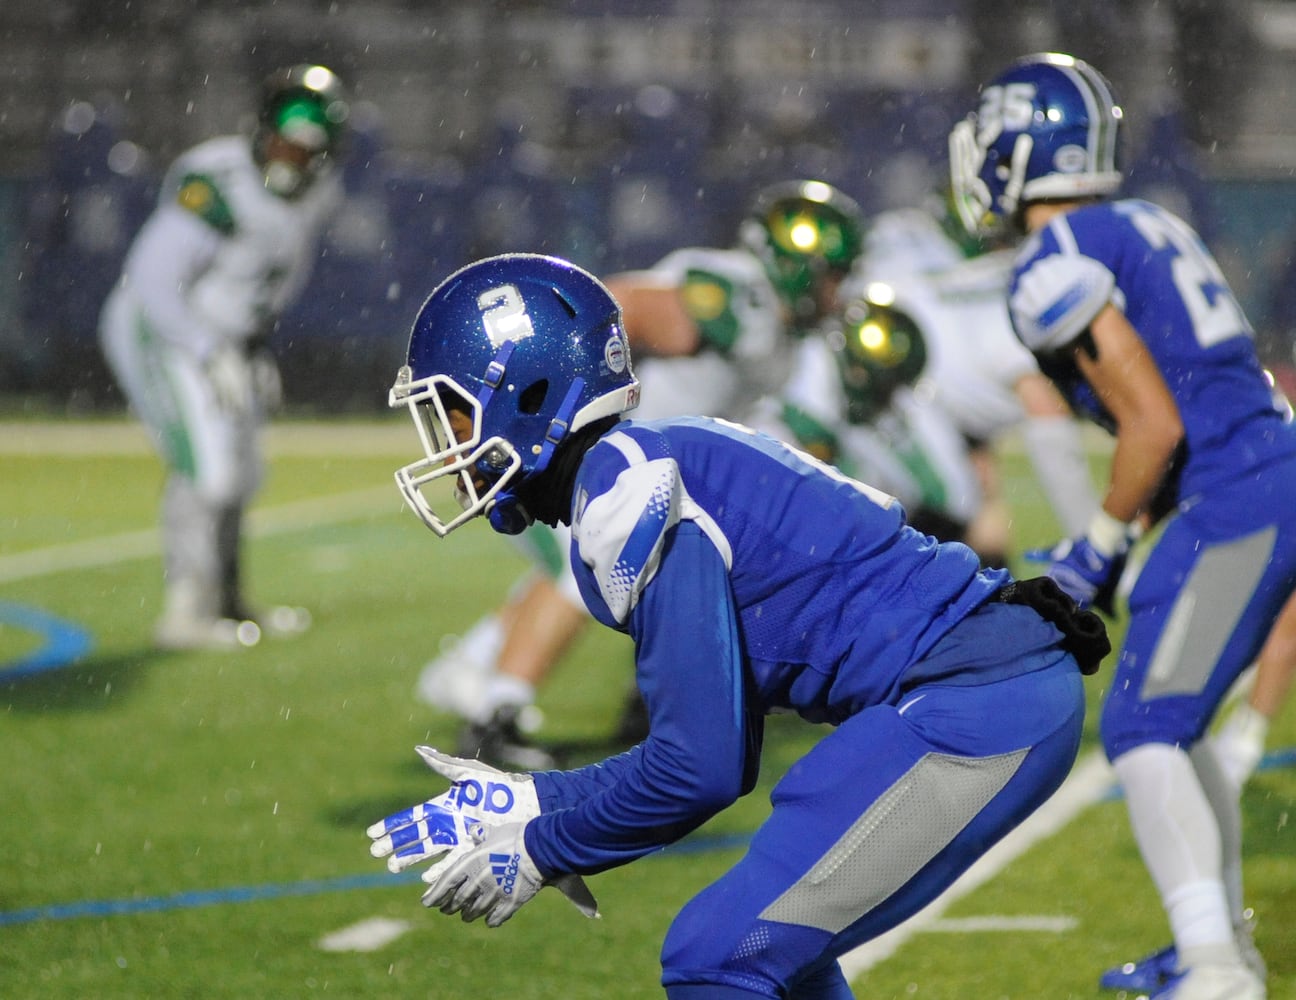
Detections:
192,462,261,508
661,900,798,998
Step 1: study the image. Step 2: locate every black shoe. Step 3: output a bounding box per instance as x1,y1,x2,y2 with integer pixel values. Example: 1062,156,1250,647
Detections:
458,707,558,771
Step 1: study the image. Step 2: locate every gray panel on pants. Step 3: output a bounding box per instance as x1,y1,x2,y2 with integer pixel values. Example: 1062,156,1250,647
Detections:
758,748,1028,934
1141,526,1276,700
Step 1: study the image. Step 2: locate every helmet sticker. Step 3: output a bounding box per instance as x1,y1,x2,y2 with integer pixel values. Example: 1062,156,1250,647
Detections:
604,332,628,374
1054,145,1088,173
478,284,535,348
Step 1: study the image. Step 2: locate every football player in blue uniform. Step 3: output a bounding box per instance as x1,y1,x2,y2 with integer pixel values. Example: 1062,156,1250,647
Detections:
950,52,1296,1000
368,253,1109,999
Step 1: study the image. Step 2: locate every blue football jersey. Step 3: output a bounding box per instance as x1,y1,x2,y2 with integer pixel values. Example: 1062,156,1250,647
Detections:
570,416,1005,719
1008,198,1296,502
522,416,1022,876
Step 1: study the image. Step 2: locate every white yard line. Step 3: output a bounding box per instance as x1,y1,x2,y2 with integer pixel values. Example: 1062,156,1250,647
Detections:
316,916,413,953
840,751,1117,979
0,487,399,585
926,915,1078,933
0,420,411,456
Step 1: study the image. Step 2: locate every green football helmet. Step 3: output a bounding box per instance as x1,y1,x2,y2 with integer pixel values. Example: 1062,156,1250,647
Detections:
738,180,864,327
254,64,349,197
835,296,928,424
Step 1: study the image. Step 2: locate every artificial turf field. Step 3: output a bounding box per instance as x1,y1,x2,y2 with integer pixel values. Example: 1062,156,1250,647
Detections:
1,417,1292,999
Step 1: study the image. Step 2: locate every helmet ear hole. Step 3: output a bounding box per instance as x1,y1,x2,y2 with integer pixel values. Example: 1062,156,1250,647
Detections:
519,379,550,415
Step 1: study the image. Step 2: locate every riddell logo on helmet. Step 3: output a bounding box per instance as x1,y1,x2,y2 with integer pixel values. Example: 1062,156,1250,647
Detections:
490,852,521,895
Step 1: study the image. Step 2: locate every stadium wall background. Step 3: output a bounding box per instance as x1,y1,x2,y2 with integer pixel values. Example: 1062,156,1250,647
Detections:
2,0,1294,414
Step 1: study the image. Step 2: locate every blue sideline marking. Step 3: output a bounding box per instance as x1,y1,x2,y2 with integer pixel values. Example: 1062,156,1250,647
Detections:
0,601,93,680
0,832,752,927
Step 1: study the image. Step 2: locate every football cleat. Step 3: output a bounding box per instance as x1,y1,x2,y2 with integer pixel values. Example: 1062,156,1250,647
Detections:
1099,944,1178,992
458,706,557,771
1148,962,1265,1000
154,614,261,652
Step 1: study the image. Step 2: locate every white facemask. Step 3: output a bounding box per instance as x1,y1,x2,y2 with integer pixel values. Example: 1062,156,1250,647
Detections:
263,160,306,198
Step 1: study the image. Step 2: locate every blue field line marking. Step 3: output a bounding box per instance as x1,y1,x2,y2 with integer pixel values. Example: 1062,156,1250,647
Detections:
1098,745,1296,801
0,601,93,679
0,832,753,928
0,870,425,927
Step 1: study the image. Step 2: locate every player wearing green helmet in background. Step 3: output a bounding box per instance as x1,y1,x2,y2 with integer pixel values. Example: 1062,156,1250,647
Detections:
98,63,348,650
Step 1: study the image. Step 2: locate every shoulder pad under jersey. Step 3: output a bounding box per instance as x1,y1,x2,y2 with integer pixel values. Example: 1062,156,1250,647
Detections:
175,173,236,235
1010,248,1116,353
572,427,683,625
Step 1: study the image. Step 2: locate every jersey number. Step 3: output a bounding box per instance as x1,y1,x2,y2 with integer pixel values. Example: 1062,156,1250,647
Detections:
1127,205,1250,349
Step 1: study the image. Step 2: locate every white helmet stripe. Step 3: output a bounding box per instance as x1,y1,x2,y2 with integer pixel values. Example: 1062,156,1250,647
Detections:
1055,60,1119,175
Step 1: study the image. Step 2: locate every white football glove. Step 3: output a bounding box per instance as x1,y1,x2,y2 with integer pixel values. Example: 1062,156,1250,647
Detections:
366,746,599,921
249,346,283,414
367,747,542,872
203,344,254,416
420,820,598,927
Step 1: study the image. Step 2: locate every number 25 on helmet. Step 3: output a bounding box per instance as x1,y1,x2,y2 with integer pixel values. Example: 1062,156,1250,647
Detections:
949,52,1123,237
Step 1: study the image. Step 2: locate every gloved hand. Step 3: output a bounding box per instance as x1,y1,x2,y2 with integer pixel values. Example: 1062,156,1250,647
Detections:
420,820,599,927
367,746,599,920
1025,510,1131,615
368,747,542,872
203,344,254,415
248,345,283,413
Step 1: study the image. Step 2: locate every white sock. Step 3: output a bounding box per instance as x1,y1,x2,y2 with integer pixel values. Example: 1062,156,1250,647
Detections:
456,613,505,670
474,673,536,724
1113,744,1236,961
1189,740,1245,925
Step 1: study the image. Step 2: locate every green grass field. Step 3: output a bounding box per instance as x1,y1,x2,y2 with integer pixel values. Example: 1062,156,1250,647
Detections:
1,418,1292,999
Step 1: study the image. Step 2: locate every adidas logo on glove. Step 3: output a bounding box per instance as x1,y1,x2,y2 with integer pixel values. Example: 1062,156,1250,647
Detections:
490,852,521,895
446,779,518,814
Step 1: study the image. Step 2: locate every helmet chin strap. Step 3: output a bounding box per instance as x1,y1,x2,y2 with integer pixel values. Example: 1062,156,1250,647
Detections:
488,498,533,535
482,372,587,536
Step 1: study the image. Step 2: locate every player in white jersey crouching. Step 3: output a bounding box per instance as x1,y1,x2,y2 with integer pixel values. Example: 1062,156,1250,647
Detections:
851,198,1099,562
749,295,984,557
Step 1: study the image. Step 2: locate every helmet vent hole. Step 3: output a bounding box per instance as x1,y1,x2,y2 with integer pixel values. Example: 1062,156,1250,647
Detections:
550,288,578,318
519,379,549,414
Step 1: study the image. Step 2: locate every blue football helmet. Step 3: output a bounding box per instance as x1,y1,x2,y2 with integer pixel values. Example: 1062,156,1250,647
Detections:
949,52,1122,235
390,254,640,537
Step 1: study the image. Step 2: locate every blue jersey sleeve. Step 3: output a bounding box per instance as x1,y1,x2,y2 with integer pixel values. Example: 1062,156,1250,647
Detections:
526,520,762,876
1009,220,1119,353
